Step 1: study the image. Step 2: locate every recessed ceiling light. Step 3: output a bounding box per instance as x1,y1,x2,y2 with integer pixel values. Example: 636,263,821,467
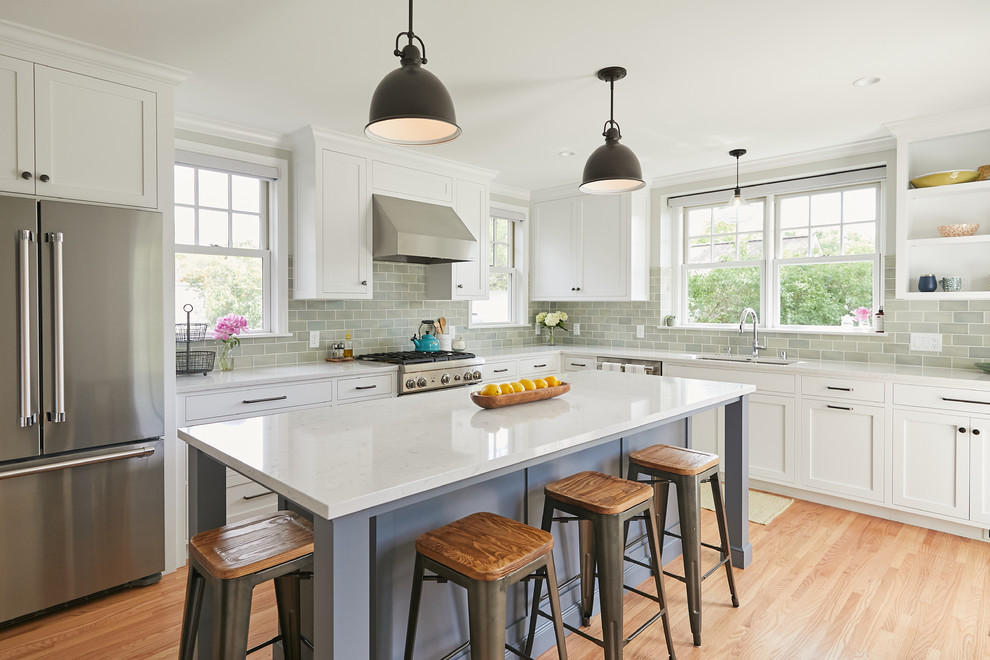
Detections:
558,150,576,157
853,76,881,87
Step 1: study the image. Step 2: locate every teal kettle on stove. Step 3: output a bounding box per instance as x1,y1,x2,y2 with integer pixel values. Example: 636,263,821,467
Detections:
411,320,440,352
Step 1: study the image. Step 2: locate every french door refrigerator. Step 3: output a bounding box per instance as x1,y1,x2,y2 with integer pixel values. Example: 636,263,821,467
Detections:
0,195,165,624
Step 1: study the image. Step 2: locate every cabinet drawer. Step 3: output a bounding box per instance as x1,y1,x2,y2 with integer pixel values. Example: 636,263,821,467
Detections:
336,373,395,402
484,360,518,381
183,380,334,424
226,480,278,524
802,375,885,403
894,383,990,415
519,355,560,376
562,354,595,371
371,160,453,202
664,364,795,394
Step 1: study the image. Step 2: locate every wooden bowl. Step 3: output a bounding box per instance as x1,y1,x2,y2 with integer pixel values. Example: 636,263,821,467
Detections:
470,383,570,409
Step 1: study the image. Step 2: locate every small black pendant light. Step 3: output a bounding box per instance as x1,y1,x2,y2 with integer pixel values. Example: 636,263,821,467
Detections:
579,66,645,194
726,148,749,208
366,0,461,145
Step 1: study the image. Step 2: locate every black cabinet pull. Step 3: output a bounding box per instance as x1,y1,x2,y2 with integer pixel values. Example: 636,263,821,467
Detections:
457,284,464,288
827,404,852,411
361,280,367,285
959,427,968,434
493,368,509,373
242,395,288,404
826,386,853,392
242,489,273,501
974,429,982,436
942,397,990,406
38,174,50,183
534,363,547,368
355,384,377,390
570,362,587,367
20,171,32,180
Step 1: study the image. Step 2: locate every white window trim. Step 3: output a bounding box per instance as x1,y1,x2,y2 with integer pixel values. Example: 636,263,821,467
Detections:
174,139,289,337
469,202,531,329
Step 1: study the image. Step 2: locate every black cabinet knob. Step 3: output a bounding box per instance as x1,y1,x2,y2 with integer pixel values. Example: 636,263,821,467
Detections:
21,171,32,180
975,429,982,436
361,280,367,286
38,174,50,183
959,427,967,433
457,284,463,288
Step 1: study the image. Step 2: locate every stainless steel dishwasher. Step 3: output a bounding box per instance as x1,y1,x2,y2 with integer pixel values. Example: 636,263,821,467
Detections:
596,356,662,375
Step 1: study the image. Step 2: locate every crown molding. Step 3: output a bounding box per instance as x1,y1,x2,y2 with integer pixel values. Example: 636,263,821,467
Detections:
490,183,531,202
175,113,287,150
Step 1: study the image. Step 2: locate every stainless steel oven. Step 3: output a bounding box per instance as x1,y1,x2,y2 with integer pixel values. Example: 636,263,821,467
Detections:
356,351,485,395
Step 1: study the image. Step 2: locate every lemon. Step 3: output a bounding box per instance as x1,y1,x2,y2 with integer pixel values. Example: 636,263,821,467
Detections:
510,382,525,393
519,378,536,391
545,376,561,387
533,378,548,389
479,383,501,396
499,383,514,395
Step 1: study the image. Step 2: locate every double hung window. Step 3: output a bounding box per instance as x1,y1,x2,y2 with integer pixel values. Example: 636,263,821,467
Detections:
471,205,528,326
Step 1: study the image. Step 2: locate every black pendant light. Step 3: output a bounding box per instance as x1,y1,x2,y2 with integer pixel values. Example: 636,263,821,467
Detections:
579,66,645,194
366,0,461,145
726,148,749,208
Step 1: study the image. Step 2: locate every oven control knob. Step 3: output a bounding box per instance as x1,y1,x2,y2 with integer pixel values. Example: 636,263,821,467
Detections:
405,378,416,390
454,374,461,381
463,372,473,382
472,370,482,381
416,377,428,388
440,373,451,385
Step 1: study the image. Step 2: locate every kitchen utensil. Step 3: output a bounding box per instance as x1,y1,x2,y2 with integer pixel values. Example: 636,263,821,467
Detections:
917,274,938,292
910,170,979,188
974,363,990,374
439,316,447,334
940,276,963,292
937,223,979,237
470,382,570,409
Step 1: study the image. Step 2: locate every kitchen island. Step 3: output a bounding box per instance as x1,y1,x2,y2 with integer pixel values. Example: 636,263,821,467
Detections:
181,370,753,659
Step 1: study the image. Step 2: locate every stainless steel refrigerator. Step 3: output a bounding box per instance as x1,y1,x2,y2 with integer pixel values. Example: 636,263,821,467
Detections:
0,196,165,624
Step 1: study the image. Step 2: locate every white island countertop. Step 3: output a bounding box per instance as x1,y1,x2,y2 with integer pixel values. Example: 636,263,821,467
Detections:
179,370,754,520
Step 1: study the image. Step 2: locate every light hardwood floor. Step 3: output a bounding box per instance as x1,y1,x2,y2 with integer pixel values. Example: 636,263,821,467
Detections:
1,498,989,659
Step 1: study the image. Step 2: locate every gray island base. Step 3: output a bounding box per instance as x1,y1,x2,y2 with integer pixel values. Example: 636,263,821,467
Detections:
182,369,753,659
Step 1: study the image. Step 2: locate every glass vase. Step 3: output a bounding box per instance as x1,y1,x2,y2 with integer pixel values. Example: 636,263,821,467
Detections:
546,326,555,346
218,343,234,371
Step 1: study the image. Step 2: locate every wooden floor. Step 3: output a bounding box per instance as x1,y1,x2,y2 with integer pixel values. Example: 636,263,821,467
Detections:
1,498,989,659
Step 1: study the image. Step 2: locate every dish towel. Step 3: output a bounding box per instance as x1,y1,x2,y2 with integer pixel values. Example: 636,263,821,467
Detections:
625,364,648,375
601,362,623,372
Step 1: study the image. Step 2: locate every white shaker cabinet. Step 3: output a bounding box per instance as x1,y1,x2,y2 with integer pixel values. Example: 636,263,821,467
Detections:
0,57,157,207
427,178,489,300
292,131,372,300
891,409,971,519
531,188,648,301
799,399,884,502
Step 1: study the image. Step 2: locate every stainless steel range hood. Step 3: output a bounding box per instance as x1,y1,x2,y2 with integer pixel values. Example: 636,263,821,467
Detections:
372,194,478,264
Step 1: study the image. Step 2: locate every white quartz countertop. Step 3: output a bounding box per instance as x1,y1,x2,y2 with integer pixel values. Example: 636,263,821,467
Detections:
179,370,754,520
175,360,397,394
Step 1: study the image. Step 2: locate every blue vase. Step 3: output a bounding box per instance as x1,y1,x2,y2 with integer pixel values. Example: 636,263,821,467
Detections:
917,274,937,293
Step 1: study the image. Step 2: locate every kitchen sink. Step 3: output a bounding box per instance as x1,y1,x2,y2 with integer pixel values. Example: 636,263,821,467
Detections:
698,354,800,366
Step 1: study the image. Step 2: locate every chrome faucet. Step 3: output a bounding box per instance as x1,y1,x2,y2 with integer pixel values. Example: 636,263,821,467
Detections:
738,307,766,358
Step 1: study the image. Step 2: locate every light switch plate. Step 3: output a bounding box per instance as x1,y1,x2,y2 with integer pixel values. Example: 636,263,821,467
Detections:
909,332,942,351
636,325,645,339
573,323,580,336
309,330,321,348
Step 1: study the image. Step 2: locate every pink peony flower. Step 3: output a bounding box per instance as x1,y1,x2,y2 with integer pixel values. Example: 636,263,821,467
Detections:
852,307,871,324
212,314,249,344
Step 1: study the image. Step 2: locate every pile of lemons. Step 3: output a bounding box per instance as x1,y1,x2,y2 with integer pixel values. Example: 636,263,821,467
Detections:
478,376,561,396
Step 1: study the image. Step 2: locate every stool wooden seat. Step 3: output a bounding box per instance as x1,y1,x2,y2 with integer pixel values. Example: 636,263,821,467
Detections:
628,444,739,647
405,512,568,659
179,511,313,660
528,470,676,660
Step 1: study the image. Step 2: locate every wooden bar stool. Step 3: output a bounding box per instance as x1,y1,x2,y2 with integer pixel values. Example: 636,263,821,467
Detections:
178,510,314,660
627,444,739,647
527,471,676,660
404,511,568,660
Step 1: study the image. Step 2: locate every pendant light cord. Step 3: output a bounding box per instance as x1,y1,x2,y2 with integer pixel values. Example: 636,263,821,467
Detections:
393,0,427,62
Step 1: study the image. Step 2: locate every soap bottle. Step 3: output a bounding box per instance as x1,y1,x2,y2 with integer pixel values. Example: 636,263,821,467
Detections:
874,308,884,334
343,331,353,358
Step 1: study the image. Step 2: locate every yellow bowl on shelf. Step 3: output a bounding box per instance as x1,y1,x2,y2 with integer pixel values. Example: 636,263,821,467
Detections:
937,223,979,237
910,170,978,188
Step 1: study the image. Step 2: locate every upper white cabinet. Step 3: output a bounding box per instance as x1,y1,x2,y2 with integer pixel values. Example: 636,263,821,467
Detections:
0,56,157,208
888,106,990,299
426,178,489,300
291,129,372,300
531,188,649,301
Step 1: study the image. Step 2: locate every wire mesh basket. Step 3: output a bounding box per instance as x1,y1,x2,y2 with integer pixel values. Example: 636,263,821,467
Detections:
175,322,208,342
176,349,216,375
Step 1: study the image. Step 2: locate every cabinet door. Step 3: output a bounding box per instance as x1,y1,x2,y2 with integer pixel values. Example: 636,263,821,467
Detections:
0,54,35,195
34,66,157,208
970,417,990,525
450,179,488,299
577,194,628,298
531,197,578,300
891,409,969,519
319,149,372,298
800,400,884,501
749,393,796,484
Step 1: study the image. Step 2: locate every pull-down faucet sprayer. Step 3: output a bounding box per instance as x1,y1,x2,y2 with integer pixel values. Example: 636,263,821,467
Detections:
738,307,766,358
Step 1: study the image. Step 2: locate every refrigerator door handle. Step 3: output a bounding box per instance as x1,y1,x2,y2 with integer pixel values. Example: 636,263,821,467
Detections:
47,232,66,423
0,445,156,481
18,229,37,428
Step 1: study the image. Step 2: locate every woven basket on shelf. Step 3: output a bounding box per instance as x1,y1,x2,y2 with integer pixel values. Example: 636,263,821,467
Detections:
978,164,990,181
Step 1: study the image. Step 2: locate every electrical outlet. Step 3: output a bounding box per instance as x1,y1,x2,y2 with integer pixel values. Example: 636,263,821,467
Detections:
573,323,580,336
909,333,942,352
309,330,320,348
636,325,645,339
535,322,541,336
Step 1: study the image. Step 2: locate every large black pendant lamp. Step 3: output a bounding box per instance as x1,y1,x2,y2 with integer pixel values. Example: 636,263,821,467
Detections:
579,66,645,194
366,0,461,145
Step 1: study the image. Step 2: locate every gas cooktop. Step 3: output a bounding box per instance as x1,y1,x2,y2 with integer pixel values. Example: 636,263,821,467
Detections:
356,350,477,365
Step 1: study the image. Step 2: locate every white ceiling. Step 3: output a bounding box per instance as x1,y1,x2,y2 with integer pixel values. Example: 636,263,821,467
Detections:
4,1,990,192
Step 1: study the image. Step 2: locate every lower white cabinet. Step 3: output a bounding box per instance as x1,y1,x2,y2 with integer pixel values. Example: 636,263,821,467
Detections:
892,409,970,519
483,358,518,382
748,393,796,484
561,354,595,372
800,399,884,502
970,418,990,525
